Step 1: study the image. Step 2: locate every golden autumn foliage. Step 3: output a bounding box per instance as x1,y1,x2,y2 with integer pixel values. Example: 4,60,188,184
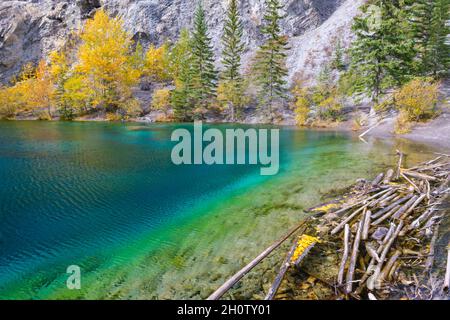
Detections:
151,88,172,116
292,84,311,126
394,78,439,121
393,78,439,134
0,86,24,119
27,60,54,113
290,235,320,264
145,43,170,82
317,89,343,121
61,75,94,113
49,50,70,82
395,110,413,134
0,60,54,119
217,80,249,121
76,10,141,110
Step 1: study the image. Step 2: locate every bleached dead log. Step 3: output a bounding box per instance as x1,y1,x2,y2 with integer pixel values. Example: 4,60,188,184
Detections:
402,170,438,182
368,293,378,300
346,220,363,293
378,250,401,285
370,221,404,290
372,173,384,186
370,188,396,208
337,224,350,286
331,188,391,218
382,223,396,246
396,150,404,180
362,210,371,240
424,223,440,272
401,172,421,193
399,194,426,220
366,243,381,262
371,194,414,219
407,156,442,171
207,219,308,300
433,152,450,158
391,195,419,219
372,204,401,225
265,240,298,300
331,205,367,236
409,207,436,230
383,169,395,184
378,193,399,207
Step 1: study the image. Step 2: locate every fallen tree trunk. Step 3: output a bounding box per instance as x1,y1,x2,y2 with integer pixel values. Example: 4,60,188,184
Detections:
265,240,297,300
346,220,363,293
337,224,350,286
207,219,309,300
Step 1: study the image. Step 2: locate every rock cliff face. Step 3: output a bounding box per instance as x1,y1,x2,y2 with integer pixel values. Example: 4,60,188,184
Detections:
0,0,364,84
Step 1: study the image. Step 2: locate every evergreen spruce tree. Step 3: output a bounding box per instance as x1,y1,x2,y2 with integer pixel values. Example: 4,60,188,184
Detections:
410,0,435,75
190,3,218,115
427,0,450,78
253,0,289,120
220,0,245,121
349,1,415,103
331,39,346,71
171,29,195,121
410,0,449,78
221,0,245,83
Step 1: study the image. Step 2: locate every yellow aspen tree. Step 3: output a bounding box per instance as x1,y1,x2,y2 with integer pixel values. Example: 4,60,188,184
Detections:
26,60,54,119
76,9,141,112
145,42,170,82
151,88,172,117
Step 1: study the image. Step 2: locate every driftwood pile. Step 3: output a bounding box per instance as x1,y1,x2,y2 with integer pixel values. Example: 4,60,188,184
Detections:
273,151,450,300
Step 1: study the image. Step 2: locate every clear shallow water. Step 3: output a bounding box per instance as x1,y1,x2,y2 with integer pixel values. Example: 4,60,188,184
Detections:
0,121,438,299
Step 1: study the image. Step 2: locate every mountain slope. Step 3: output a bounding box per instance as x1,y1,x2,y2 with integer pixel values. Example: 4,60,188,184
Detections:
0,0,363,84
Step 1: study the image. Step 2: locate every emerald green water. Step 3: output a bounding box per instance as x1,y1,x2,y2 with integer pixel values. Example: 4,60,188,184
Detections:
0,121,438,299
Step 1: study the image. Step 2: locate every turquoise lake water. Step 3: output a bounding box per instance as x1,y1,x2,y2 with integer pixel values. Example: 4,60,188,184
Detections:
0,121,438,299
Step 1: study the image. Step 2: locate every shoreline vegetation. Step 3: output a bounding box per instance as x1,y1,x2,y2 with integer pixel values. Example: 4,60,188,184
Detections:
0,0,448,137
208,152,450,300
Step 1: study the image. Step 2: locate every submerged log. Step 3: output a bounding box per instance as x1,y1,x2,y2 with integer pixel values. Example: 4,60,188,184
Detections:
207,219,309,300
265,240,297,300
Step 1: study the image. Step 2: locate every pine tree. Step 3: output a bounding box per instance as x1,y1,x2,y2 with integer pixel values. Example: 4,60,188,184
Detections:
349,1,415,103
331,39,345,71
190,3,218,114
221,0,245,83
410,0,449,78
410,0,435,75
220,0,245,121
171,29,195,121
427,0,450,78
253,0,289,120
